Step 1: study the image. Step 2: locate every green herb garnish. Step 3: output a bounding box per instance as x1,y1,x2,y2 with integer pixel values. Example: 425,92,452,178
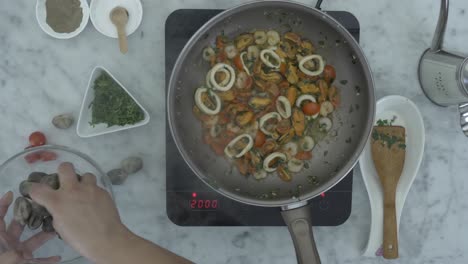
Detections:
372,129,405,149
89,72,145,127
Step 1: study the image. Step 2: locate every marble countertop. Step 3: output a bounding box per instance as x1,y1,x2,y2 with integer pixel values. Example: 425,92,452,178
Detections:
1,0,468,263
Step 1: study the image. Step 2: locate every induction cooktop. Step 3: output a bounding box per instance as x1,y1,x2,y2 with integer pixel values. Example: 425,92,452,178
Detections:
165,9,360,226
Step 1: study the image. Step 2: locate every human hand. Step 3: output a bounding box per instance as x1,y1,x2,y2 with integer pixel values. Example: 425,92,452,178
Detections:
30,163,130,262
0,191,60,264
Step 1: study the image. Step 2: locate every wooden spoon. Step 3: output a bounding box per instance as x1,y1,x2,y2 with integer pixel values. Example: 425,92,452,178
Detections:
110,7,129,54
371,126,406,259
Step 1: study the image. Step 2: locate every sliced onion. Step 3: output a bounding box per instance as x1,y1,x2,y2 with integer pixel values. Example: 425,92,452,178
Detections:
300,136,315,151
210,63,236,91
288,158,304,173
263,152,287,172
240,52,251,75
224,134,254,158
259,112,282,136
253,170,268,180
260,48,281,69
320,101,334,117
296,94,319,119
299,55,325,76
319,117,333,132
194,88,221,115
276,96,292,118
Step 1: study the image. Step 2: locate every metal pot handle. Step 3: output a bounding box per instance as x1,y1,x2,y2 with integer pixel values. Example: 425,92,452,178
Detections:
431,0,449,51
281,204,321,264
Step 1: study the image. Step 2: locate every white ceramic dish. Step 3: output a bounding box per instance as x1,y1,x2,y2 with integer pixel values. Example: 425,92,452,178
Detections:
77,66,150,138
36,0,90,39
90,0,143,38
360,95,425,257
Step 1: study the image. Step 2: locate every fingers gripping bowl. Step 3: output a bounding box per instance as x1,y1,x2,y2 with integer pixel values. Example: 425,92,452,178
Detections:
0,145,114,263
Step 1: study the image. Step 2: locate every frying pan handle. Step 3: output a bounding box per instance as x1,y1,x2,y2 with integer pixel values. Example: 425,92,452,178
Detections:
281,205,321,264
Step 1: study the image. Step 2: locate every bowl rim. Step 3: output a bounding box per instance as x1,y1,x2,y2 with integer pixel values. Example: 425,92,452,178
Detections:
0,145,114,263
89,0,143,38
0,144,114,199
35,0,91,40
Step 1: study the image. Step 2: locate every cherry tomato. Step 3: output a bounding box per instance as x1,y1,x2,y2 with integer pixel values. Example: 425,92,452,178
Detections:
25,151,42,164
302,102,320,116
323,65,336,84
295,151,313,160
254,130,266,148
233,55,244,71
41,151,57,162
29,131,47,147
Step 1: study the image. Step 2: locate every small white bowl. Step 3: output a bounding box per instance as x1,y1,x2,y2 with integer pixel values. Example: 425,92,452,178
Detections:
90,0,143,38
77,66,150,138
360,95,425,257
36,0,90,39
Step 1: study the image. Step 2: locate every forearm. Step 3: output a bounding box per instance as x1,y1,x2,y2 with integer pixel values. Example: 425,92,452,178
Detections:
89,227,192,264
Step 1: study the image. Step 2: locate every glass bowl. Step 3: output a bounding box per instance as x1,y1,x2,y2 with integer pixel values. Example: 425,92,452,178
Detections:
0,145,114,263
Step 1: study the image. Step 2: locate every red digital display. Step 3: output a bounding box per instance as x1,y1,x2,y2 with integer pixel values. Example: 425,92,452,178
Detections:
190,199,219,209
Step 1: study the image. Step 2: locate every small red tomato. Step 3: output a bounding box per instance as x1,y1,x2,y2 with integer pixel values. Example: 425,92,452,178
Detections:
302,102,321,116
25,152,42,164
41,151,57,162
29,132,47,147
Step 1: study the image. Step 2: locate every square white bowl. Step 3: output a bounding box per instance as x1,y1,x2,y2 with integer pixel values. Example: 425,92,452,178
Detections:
77,66,150,138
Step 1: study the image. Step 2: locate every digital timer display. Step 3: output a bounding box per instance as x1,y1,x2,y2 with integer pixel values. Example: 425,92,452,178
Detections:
190,192,219,210
190,199,219,209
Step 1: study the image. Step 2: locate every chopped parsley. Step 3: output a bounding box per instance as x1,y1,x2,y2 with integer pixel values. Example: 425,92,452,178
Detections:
89,72,145,127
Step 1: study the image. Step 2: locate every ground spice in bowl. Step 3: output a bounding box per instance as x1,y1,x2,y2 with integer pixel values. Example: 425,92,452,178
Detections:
46,0,83,33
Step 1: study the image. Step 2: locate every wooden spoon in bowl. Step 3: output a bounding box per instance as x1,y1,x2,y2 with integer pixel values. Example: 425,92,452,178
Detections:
371,126,406,259
110,6,129,54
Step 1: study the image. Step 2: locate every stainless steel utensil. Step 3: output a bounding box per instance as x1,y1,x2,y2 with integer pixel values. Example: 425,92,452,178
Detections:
167,1,375,263
418,0,468,136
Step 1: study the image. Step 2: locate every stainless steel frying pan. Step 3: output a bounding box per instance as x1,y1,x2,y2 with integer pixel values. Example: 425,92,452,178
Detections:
168,1,375,263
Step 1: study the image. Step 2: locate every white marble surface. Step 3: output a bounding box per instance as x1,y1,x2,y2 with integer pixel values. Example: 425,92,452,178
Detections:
1,0,468,263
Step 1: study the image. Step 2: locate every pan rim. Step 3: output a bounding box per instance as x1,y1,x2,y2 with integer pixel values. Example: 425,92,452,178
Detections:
167,0,375,208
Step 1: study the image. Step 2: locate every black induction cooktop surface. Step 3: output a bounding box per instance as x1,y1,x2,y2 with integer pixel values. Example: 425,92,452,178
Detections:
165,9,359,226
